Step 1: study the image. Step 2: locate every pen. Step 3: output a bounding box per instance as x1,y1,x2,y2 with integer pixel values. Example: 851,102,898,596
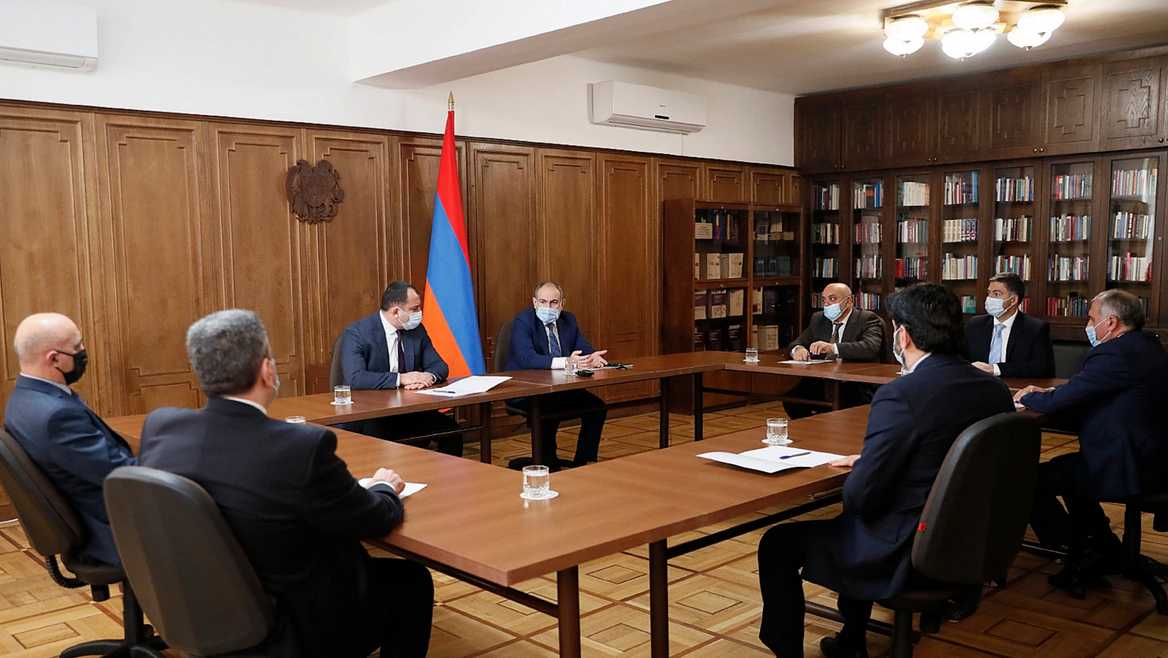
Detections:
778,451,811,460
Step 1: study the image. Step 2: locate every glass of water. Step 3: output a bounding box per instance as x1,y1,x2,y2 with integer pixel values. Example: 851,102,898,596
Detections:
333,385,352,406
285,416,306,424
522,465,551,499
764,417,790,446
564,360,579,376
745,347,759,363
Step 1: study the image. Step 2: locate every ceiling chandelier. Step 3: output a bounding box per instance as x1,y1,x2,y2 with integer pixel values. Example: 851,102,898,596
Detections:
882,1,1067,60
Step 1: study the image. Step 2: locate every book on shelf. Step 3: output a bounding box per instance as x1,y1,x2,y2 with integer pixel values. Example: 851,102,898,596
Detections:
709,290,729,318
755,218,795,242
813,183,841,210
858,291,881,310
728,253,744,279
695,222,714,240
994,216,1033,242
1111,212,1153,240
1048,255,1090,282
895,257,927,279
1112,168,1158,197
708,329,723,352
694,253,700,279
1047,294,1089,317
896,218,928,243
961,295,977,314
899,180,930,206
813,257,839,278
1108,253,1153,282
854,220,882,245
853,182,883,209
751,287,763,314
994,255,1032,281
729,289,745,317
694,291,708,320
775,256,792,277
943,172,979,205
727,324,743,352
754,256,766,276
812,222,840,244
1049,214,1092,242
705,253,721,280
763,288,779,314
764,325,779,352
854,255,882,279
942,218,979,243
1052,173,1093,200
996,176,1035,202
694,329,706,351
941,253,978,281
765,257,779,277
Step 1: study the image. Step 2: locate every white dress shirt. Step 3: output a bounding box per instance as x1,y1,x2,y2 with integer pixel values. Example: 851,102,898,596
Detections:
379,311,401,375
906,351,932,374
989,310,1019,377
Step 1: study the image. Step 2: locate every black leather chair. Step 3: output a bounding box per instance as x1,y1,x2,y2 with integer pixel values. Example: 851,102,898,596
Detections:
105,466,274,657
1052,341,1089,379
0,429,166,658
329,334,345,390
1103,493,1168,614
876,413,1041,658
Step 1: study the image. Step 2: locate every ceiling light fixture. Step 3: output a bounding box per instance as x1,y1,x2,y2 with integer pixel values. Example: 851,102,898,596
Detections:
881,0,1066,60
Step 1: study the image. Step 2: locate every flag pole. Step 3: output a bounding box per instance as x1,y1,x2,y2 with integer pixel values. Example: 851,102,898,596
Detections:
448,92,454,111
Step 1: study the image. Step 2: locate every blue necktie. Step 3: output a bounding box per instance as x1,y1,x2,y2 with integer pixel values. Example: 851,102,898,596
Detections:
989,323,1005,364
547,324,562,358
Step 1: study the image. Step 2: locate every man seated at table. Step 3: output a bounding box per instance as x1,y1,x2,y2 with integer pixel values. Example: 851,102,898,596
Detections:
340,281,463,456
784,282,884,419
963,272,1054,378
1015,290,1168,593
140,309,433,658
757,283,1014,658
4,313,136,567
505,281,608,470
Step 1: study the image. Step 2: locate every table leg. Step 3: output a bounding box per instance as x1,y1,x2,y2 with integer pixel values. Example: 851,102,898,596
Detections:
530,395,545,466
557,567,581,658
649,540,669,658
659,377,671,449
693,372,704,441
478,401,492,464
830,380,842,411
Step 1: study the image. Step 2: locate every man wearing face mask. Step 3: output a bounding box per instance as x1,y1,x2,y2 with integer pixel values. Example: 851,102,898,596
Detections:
784,283,885,419
504,282,609,470
140,310,433,658
340,281,463,456
1015,290,1168,594
4,313,136,566
963,273,1054,378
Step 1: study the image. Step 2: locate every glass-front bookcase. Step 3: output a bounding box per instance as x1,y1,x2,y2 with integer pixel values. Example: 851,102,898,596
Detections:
895,173,930,291
1106,155,1159,321
940,168,981,314
993,164,1035,313
810,178,842,309
1046,161,1095,319
851,177,885,313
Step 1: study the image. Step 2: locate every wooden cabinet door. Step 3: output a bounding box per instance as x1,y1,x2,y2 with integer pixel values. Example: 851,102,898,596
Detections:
984,75,1045,160
841,95,884,171
885,89,936,168
796,97,841,173
749,167,788,205
1101,56,1168,151
703,163,747,202
1043,64,1101,155
936,83,982,164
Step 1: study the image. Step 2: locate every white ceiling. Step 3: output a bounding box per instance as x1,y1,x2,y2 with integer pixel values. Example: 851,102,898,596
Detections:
225,0,389,15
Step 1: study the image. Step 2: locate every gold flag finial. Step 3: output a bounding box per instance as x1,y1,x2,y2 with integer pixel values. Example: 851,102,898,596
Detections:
448,92,454,111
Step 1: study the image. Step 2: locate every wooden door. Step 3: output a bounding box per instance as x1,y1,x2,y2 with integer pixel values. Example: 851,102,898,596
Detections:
841,94,884,171
1100,56,1168,151
535,150,598,342
984,74,1045,160
936,81,983,164
703,163,747,202
1043,64,1101,155
885,87,937,168
796,97,841,173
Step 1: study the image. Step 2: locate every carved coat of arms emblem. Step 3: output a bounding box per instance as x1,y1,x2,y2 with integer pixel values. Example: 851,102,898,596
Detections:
286,159,344,223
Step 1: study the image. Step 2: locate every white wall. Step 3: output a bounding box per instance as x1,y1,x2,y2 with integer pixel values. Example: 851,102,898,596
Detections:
0,0,794,165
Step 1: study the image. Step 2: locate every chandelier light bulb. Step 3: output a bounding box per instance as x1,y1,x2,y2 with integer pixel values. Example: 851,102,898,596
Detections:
1007,27,1051,50
885,15,929,41
942,28,995,60
952,1,1000,31
1017,5,1066,35
883,37,925,57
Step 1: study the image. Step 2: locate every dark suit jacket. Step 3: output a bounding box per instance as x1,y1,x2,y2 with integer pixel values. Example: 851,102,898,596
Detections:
341,311,449,390
3,375,136,565
1020,330,1168,499
962,312,1055,378
802,353,1014,601
505,308,595,371
789,309,885,362
139,398,402,658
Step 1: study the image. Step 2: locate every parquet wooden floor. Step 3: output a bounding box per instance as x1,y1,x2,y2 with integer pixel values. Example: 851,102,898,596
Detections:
2,402,1167,657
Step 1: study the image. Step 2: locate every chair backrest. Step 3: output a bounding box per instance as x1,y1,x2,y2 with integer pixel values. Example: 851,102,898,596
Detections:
104,467,274,656
1053,341,1089,379
494,319,513,374
0,429,86,558
329,334,345,389
911,412,1041,585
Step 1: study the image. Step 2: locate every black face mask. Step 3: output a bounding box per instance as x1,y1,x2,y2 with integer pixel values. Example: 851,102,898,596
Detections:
55,349,88,385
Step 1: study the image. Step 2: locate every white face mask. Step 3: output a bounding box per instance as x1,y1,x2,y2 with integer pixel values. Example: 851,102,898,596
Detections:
984,296,1014,318
892,325,907,368
396,308,422,331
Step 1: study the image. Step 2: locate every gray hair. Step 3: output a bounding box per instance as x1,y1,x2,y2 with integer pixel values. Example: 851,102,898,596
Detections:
186,309,270,397
1092,289,1145,331
533,281,563,299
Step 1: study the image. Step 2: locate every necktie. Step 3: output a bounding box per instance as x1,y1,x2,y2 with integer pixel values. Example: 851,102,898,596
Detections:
548,324,562,358
396,333,406,372
989,323,1005,364
829,322,842,344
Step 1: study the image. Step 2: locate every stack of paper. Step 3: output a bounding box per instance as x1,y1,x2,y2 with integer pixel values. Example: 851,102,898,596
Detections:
358,480,427,497
417,375,511,397
698,446,844,474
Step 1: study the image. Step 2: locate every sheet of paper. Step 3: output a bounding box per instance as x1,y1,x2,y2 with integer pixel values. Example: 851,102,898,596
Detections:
1014,401,1026,410
416,375,512,397
358,479,427,498
776,360,834,365
698,446,844,474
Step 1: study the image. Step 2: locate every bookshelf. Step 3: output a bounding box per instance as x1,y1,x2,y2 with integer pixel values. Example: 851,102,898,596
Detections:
1106,154,1160,320
1046,160,1096,322
895,173,931,287
809,178,842,310
939,168,982,314
993,164,1035,314
851,177,885,314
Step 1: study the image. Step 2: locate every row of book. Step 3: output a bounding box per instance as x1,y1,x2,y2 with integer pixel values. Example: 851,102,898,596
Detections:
854,255,882,279
1049,255,1090,282
752,324,791,352
900,181,930,207
813,183,841,211
941,254,978,281
942,218,978,243
996,176,1035,202
753,218,796,242
854,221,882,245
1112,168,1157,197
895,257,927,279
961,295,977,314
1111,212,1153,240
943,172,979,205
812,222,840,245
1048,294,1089,317
1108,253,1153,282
693,325,744,352
897,218,928,244
1052,173,1092,200
813,257,839,278
1050,214,1091,242
752,287,788,315
858,292,881,311
994,255,1032,280
694,210,741,243
995,216,1033,242
694,289,746,320
694,252,745,280
753,256,794,277
854,182,883,209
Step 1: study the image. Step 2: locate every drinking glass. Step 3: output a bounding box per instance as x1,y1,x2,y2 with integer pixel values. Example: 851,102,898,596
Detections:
285,416,306,424
745,347,759,363
764,417,790,446
333,385,352,406
522,465,551,499
564,360,580,376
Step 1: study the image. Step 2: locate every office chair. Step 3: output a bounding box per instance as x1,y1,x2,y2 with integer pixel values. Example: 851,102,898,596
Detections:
1096,493,1168,614
105,466,274,657
0,429,166,658
876,413,1041,658
1052,341,1089,379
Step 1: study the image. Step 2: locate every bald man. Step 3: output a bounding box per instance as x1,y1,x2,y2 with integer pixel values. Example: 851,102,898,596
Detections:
784,283,885,419
3,313,135,566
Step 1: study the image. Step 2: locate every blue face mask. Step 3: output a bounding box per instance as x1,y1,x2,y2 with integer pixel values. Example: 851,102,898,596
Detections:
536,307,560,325
824,302,844,322
984,296,1013,318
399,310,422,331
1085,317,1113,347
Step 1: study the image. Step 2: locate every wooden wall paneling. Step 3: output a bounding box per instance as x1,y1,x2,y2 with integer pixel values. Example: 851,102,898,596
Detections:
307,131,392,365
535,149,599,340
788,175,805,207
1043,64,1101,155
94,115,212,415
841,94,884,171
795,97,841,173
749,167,788,205
1100,56,1168,151
936,81,983,164
398,136,469,290
984,73,1045,159
654,159,701,204
703,163,747,202
0,108,102,415
885,87,936,168
208,124,308,397
467,142,537,373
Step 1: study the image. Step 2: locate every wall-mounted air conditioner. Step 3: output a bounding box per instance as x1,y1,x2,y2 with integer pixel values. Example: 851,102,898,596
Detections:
590,81,706,134
0,0,98,72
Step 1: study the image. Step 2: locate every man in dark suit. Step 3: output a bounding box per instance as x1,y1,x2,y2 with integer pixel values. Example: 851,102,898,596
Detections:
757,283,1014,658
140,309,432,658
784,283,885,419
341,281,462,456
3,313,135,567
505,281,608,469
1016,290,1168,591
963,272,1054,378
